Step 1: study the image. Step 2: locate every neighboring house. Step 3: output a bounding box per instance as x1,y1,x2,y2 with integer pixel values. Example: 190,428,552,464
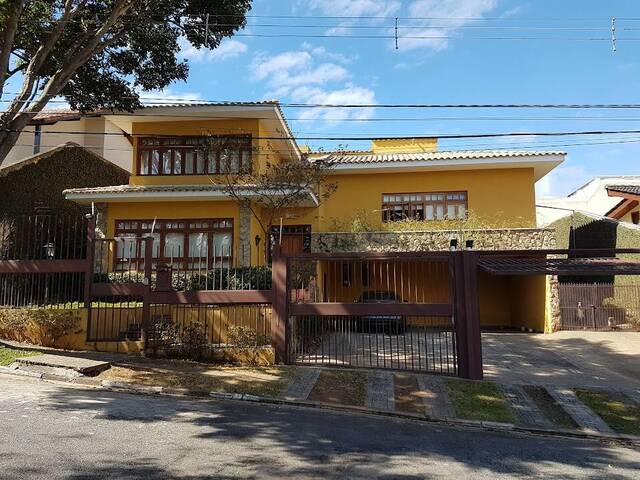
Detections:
61,102,566,332
537,176,640,227
0,142,129,217
2,109,133,172
606,185,640,225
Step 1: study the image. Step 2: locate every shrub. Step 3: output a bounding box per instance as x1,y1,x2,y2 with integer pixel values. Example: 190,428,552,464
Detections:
179,322,208,360
227,325,270,347
0,308,78,346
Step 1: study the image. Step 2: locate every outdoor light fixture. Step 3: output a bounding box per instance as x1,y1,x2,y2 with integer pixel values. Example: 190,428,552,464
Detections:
449,239,458,251
465,239,474,250
255,235,261,247
43,242,55,259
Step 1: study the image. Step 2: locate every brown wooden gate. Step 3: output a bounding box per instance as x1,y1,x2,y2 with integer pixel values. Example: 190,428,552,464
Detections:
559,283,640,331
272,250,484,378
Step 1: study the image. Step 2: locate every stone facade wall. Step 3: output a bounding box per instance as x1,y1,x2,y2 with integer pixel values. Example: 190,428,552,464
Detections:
546,275,561,333
311,228,556,253
238,205,252,266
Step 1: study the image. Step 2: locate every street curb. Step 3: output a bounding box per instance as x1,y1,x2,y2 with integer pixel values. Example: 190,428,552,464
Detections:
0,365,43,379
3,369,639,447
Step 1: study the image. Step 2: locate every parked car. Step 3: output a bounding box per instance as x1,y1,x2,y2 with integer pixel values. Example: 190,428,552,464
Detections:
355,290,406,334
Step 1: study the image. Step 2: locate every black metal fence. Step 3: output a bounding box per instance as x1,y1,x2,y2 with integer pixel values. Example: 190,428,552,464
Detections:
93,237,271,290
0,214,88,260
559,282,640,331
0,272,85,309
288,314,457,374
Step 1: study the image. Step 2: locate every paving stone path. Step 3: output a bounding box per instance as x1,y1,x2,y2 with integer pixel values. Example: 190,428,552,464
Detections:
415,375,455,419
280,368,321,401
500,384,551,429
548,388,613,434
365,371,395,412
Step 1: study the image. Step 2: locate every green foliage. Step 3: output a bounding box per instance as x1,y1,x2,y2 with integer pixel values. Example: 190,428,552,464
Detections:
0,147,129,217
329,208,531,233
179,321,208,361
226,325,270,348
96,266,272,291
2,0,252,113
0,307,78,344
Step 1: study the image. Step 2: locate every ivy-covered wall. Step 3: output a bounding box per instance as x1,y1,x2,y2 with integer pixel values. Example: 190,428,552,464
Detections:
0,146,129,217
550,212,640,284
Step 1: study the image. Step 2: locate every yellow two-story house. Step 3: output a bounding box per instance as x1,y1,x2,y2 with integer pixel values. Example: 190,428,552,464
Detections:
62,102,565,332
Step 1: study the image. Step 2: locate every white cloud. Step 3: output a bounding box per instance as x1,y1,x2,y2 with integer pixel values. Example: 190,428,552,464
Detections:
249,45,377,124
399,0,500,51
179,38,248,63
306,0,400,18
138,88,203,104
251,50,349,96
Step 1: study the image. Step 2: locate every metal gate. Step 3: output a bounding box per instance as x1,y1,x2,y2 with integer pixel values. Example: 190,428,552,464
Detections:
284,252,459,375
559,283,640,331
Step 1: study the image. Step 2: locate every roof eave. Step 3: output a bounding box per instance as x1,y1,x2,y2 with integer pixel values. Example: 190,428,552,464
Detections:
326,154,565,181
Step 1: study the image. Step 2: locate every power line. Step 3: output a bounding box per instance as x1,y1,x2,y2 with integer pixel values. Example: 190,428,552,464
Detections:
8,97,640,109
7,127,640,141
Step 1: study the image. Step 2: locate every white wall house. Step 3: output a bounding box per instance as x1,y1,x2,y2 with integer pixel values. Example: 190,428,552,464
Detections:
1,111,133,172
537,175,640,227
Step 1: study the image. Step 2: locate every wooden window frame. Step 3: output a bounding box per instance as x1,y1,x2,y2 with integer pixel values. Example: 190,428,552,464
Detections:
381,191,468,222
114,218,234,269
136,135,252,177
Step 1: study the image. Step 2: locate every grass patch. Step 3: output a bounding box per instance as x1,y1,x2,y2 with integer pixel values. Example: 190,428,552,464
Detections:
97,363,296,398
307,370,368,406
0,345,41,366
522,385,578,429
444,379,516,423
574,389,640,436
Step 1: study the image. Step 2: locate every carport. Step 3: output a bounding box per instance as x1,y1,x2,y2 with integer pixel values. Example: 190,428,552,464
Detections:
475,248,640,381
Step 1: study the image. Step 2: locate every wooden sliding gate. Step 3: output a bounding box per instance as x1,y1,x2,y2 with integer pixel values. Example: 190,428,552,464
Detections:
272,251,483,378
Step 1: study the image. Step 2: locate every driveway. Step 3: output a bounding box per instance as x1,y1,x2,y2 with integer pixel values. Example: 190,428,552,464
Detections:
1,374,639,479
483,331,640,389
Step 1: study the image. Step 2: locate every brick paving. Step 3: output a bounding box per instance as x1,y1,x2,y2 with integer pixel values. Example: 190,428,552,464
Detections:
547,388,614,434
279,368,321,401
500,384,551,429
415,374,455,419
365,371,395,412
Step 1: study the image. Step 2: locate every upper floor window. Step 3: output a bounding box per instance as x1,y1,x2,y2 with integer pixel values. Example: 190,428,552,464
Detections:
137,135,252,176
382,191,467,222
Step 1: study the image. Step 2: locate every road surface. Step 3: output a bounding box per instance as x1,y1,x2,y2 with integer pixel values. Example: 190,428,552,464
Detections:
0,375,638,479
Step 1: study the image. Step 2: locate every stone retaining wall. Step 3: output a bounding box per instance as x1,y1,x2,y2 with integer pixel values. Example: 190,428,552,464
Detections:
311,228,556,253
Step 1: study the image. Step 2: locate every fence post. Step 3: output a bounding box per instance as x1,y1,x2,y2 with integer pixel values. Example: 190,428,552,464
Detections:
83,214,96,309
141,236,154,354
271,245,288,364
453,250,483,380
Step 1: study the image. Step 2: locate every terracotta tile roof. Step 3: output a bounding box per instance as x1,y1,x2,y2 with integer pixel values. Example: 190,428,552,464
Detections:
313,150,565,165
606,184,640,196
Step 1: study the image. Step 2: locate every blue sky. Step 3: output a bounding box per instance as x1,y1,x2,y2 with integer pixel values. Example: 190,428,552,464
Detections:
6,0,638,198
168,0,640,198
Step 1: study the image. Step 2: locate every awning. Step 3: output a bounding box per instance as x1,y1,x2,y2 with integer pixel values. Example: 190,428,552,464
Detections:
479,256,640,276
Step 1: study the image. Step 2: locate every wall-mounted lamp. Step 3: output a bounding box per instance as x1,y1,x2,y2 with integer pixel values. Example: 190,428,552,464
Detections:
43,242,56,260
254,235,261,247
465,239,474,250
449,239,458,252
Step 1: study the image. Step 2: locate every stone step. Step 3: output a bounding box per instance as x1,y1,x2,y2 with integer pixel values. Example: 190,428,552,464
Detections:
15,354,111,376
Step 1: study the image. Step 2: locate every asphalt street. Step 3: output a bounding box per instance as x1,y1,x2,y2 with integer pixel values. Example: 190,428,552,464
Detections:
0,374,638,479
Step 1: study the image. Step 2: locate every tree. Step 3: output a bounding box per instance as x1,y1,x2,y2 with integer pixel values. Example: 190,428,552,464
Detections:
0,0,252,166
214,139,338,259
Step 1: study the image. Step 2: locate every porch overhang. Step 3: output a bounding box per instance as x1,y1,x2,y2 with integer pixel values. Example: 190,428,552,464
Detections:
479,255,640,276
63,184,319,207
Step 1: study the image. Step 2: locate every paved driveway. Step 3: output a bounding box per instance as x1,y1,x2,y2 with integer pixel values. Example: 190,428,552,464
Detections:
483,331,640,389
